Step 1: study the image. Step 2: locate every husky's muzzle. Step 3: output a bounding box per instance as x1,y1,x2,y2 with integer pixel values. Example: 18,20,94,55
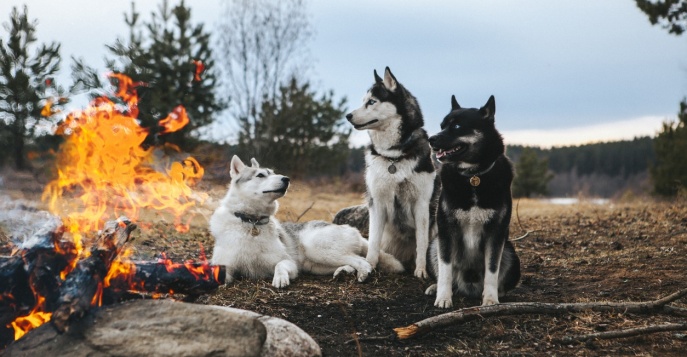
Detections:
262,176,290,195
345,113,378,130
429,133,467,161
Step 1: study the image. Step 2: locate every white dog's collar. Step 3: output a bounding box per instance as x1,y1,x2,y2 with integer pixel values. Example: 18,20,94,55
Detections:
234,212,270,226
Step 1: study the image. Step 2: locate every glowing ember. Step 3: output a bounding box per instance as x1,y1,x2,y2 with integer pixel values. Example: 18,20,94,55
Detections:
192,60,205,82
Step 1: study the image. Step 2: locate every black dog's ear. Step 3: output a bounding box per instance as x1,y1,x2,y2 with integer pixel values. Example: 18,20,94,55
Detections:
373,69,383,83
479,95,496,119
451,95,461,111
383,66,397,92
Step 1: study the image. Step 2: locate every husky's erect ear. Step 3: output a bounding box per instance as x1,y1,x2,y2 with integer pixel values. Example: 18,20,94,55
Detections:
479,95,496,120
373,69,383,83
230,155,246,178
250,158,260,168
383,67,397,92
451,95,461,111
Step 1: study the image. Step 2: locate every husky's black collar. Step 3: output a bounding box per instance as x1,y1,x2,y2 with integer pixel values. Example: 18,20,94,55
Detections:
457,161,496,187
458,161,496,178
234,212,270,226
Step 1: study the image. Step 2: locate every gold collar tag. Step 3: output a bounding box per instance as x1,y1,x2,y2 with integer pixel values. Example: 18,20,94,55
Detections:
470,176,481,187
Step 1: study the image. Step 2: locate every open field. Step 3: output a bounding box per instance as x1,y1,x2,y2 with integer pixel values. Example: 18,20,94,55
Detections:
1,175,686,356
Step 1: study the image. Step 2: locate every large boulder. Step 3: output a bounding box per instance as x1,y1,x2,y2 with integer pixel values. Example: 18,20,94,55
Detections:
2,300,320,357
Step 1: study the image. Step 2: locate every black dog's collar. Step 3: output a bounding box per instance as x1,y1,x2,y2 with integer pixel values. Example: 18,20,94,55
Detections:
459,162,496,187
234,212,270,226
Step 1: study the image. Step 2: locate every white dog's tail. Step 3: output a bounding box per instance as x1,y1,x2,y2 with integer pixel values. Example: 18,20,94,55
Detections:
377,251,405,273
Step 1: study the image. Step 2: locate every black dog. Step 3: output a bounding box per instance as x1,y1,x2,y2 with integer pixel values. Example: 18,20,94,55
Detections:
425,95,520,308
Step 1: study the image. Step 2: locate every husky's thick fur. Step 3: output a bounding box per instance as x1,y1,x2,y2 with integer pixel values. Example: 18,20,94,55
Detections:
210,156,403,288
426,95,520,308
344,67,438,279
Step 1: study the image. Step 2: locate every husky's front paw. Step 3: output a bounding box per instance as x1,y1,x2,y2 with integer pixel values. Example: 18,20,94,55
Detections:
366,256,379,270
356,265,372,282
434,295,453,309
414,267,429,279
272,271,290,288
333,265,356,279
424,284,437,296
481,295,499,306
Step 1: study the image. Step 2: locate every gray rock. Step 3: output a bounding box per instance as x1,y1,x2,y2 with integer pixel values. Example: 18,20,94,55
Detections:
332,204,369,237
213,306,321,357
3,300,320,357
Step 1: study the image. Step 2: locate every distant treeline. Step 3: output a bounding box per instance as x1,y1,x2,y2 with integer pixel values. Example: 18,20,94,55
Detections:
197,137,655,198
507,137,655,178
507,137,655,197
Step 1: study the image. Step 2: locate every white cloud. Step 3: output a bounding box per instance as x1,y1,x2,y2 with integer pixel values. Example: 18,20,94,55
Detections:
502,115,671,148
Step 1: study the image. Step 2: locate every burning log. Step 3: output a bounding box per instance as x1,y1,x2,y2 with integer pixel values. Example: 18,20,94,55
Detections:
0,224,76,339
1,216,225,346
105,261,226,298
50,217,135,332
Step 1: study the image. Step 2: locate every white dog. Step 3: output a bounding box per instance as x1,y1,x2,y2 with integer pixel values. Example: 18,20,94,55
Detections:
210,156,404,288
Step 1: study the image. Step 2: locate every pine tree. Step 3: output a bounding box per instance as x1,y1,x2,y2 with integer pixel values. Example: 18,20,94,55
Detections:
72,0,224,150
238,78,350,177
635,0,687,35
651,99,687,196
512,148,553,198
0,6,63,169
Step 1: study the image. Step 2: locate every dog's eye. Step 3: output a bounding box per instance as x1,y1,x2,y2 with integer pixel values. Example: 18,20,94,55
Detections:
366,99,376,106
453,124,460,129
256,173,266,178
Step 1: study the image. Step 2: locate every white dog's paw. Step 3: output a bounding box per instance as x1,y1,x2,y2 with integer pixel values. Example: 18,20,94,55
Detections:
272,271,290,288
356,265,372,283
366,256,379,270
414,267,429,280
481,295,499,306
424,284,437,296
333,265,356,279
434,295,453,309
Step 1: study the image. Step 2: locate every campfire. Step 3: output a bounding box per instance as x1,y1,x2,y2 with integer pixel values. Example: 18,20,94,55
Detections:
0,74,224,347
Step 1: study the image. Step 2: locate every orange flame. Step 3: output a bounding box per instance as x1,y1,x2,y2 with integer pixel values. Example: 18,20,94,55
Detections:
10,296,51,341
159,105,189,134
9,73,207,340
42,73,204,237
193,60,205,81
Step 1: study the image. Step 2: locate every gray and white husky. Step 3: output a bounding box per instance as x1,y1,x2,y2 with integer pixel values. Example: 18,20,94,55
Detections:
210,156,404,288
343,67,439,279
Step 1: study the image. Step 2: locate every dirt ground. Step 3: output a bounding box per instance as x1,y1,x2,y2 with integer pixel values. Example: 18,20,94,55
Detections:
1,174,686,356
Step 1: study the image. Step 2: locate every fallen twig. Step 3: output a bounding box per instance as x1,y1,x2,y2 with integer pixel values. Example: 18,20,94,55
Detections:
296,201,316,222
559,323,687,343
512,230,540,241
394,288,687,340
344,334,394,345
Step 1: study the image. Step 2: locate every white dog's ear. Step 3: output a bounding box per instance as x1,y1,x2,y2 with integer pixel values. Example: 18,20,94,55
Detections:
383,66,397,92
230,155,246,177
250,158,260,168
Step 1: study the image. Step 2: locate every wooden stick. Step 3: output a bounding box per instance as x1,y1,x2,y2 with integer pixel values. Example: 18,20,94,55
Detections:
560,323,687,343
394,288,687,339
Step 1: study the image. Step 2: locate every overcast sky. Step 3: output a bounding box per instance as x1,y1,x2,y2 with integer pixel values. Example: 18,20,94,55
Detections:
1,0,685,147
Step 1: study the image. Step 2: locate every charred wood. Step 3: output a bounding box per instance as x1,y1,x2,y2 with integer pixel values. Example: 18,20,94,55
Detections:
51,217,135,333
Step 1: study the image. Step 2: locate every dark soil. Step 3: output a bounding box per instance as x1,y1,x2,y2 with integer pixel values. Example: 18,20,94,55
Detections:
2,196,686,356
139,200,687,356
